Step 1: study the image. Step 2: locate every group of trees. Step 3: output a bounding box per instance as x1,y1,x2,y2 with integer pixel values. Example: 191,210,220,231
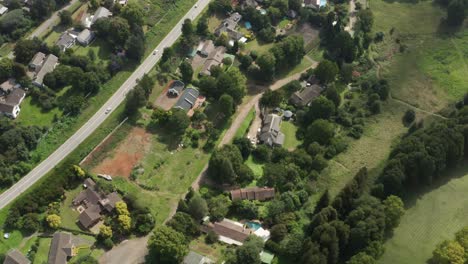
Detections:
377,105,468,197
431,227,468,264
208,144,255,185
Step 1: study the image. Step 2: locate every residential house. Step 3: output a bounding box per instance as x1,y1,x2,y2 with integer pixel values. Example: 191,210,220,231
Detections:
3,249,30,264
303,0,326,9
214,12,244,41
200,46,226,76
174,87,199,112
72,178,122,229
30,53,59,87
289,84,323,106
48,232,75,264
182,251,214,264
0,4,8,16
84,7,112,28
230,187,275,201
259,114,285,147
167,80,185,97
55,32,76,52
202,218,254,245
76,29,95,46
197,40,215,57
0,81,26,118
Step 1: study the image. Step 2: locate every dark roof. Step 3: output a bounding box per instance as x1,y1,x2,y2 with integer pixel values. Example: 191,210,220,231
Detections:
201,46,226,76
55,33,75,50
100,192,122,212
83,178,96,188
183,251,214,264
4,249,31,264
230,187,275,201
174,87,199,111
78,204,101,228
199,40,215,57
259,114,284,146
29,52,46,69
210,219,252,243
215,12,242,38
0,88,25,115
72,188,102,206
167,80,185,96
289,84,323,106
286,10,298,18
48,232,74,264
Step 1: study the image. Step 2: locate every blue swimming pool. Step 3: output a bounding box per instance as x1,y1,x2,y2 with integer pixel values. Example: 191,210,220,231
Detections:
246,221,262,231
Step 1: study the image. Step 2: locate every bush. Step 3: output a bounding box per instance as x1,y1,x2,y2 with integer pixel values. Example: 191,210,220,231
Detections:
205,230,219,244
403,109,416,124
252,145,272,162
222,57,233,65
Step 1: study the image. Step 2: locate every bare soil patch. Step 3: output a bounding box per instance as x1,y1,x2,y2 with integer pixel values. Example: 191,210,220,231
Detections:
91,127,152,178
154,80,180,110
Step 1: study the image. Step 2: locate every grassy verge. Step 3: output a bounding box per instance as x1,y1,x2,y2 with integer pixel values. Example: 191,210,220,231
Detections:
379,166,468,264
234,107,255,139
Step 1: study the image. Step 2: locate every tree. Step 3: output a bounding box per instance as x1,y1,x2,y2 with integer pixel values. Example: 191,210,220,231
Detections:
233,138,253,160
31,0,56,20
126,34,145,61
347,253,376,264
179,60,193,84
167,108,190,136
315,60,338,84
447,0,466,27
403,109,416,124
261,89,284,108
0,59,13,82
46,214,61,229
455,227,468,252
306,119,335,145
235,236,264,264
219,94,234,118
208,195,231,221
0,9,33,40
125,86,147,114
330,32,357,63
314,190,331,214
148,226,188,264
325,86,341,108
270,224,288,242
196,18,208,36
121,2,144,26
108,17,131,46
116,201,130,216
14,38,41,64
59,10,72,26
75,256,99,264
256,53,276,82
63,95,85,116
188,194,208,221
305,96,336,123
167,212,200,238
383,195,404,230
358,9,374,33
118,214,132,232
432,240,465,264
99,225,113,239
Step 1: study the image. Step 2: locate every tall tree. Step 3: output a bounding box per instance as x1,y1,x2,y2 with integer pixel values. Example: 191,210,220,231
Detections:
179,60,193,84
121,2,144,26
315,60,338,84
447,0,466,26
148,226,188,264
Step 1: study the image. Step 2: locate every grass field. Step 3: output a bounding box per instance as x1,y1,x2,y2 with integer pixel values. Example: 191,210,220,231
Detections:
59,186,83,231
33,238,51,264
280,121,301,150
16,96,62,127
379,166,468,264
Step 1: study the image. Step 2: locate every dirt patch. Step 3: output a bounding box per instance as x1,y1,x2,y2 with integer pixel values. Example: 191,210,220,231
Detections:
293,23,319,46
154,81,180,110
91,127,152,178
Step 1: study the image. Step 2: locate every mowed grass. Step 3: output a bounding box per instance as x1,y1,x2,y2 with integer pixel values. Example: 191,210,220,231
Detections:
33,238,52,264
372,0,467,111
318,101,410,196
280,121,301,150
379,166,468,264
59,186,83,231
16,96,62,127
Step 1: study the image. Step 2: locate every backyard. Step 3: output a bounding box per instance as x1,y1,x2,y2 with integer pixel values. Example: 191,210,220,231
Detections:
280,121,300,150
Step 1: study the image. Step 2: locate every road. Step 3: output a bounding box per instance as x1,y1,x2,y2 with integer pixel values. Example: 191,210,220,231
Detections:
0,0,211,210
344,0,357,35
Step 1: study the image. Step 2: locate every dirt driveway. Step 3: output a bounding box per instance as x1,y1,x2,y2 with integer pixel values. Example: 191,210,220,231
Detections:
154,81,180,110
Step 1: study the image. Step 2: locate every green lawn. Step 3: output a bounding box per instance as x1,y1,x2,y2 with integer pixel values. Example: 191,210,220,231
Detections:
33,238,51,264
234,107,255,139
59,186,83,231
244,39,275,54
74,39,112,64
189,235,228,262
280,121,300,150
0,230,24,255
278,19,290,29
379,166,468,264
16,96,62,127
245,156,263,178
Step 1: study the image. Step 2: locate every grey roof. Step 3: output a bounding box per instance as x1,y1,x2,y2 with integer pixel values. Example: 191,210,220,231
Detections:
174,87,199,111
183,251,214,264
199,40,215,57
83,178,96,188
241,0,258,8
201,46,226,76
290,84,323,106
29,52,46,70
78,204,101,228
92,7,112,24
76,29,94,44
259,114,284,146
0,79,20,94
100,192,122,212
55,32,75,51
34,54,58,86
167,80,185,96
48,232,74,264
72,188,102,206
283,110,293,118
4,249,31,264
0,88,25,115
215,12,242,38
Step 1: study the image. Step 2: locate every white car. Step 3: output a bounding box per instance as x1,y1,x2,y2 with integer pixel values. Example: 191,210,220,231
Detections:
153,49,159,55
194,4,198,8
105,107,112,114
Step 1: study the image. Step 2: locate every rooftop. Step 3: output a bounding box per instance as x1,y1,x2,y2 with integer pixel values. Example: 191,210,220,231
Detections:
48,232,74,264
290,84,323,106
259,114,285,146
4,249,30,264
230,187,275,201
174,87,200,111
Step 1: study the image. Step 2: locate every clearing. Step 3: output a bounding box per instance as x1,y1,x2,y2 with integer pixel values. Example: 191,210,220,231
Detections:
379,166,468,264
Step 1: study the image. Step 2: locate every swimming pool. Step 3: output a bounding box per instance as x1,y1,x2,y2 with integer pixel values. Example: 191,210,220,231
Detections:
246,221,262,231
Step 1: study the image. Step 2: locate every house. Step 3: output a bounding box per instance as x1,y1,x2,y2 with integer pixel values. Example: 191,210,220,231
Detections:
0,79,20,94
73,178,122,229
230,187,275,201
200,46,226,76
3,249,30,264
76,29,95,46
29,52,46,71
303,0,326,9
214,12,244,41
0,86,26,118
289,84,323,106
55,32,76,52
259,114,284,147
202,218,254,245
197,40,215,57
240,0,258,9
167,80,185,97
182,251,214,264
286,9,298,19
48,232,76,264
84,7,112,28
174,87,199,111
0,4,8,16
31,53,59,87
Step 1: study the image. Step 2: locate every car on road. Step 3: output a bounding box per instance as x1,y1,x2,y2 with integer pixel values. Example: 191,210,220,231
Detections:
195,4,198,7
153,49,159,55
105,107,112,114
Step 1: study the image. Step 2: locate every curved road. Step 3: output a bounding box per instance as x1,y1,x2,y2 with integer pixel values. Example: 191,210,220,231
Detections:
0,0,211,210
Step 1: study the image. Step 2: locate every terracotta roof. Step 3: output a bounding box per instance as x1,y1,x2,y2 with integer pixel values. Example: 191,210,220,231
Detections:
4,249,30,264
230,187,275,201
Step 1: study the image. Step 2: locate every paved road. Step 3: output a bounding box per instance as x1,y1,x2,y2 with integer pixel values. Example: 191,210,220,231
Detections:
0,0,211,210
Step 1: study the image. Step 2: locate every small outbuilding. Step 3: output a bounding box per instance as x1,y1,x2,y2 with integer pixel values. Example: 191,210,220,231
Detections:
167,80,185,97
